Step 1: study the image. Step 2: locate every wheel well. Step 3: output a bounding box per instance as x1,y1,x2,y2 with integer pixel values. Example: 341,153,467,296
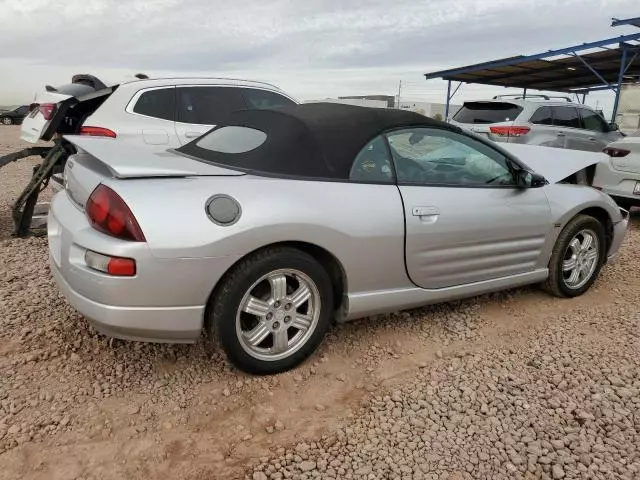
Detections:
204,241,347,332
576,207,613,252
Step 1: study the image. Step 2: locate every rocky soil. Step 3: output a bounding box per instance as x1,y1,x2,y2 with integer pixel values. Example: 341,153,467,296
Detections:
0,126,638,479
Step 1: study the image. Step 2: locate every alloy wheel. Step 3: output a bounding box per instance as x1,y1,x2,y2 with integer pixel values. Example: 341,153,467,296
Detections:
562,229,600,290
235,268,321,361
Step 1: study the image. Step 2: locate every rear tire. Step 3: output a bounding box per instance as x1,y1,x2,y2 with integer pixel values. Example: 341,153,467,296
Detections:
1,117,12,126
209,247,333,375
542,215,605,298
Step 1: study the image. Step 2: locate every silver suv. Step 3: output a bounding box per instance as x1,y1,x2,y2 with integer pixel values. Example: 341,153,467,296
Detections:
449,95,623,152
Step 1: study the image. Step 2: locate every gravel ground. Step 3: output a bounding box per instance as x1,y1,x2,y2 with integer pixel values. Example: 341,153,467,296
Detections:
0,125,639,479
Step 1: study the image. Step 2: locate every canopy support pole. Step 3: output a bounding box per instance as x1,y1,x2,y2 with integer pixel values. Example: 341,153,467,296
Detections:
611,45,628,123
444,81,462,121
445,80,451,121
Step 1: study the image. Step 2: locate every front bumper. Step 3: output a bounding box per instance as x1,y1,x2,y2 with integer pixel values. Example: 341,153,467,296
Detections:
606,208,630,264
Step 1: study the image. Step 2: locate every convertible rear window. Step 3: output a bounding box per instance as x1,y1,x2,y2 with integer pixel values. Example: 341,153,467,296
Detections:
195,126,267,154
452,102,523,124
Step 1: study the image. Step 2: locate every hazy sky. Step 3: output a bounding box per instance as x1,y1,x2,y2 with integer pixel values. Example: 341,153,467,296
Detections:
0,0,638,115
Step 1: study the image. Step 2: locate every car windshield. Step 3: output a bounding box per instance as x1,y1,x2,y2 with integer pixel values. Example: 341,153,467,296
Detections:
452,102,523,124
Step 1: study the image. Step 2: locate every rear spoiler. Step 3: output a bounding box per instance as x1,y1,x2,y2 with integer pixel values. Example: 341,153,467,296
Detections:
63,136,245,179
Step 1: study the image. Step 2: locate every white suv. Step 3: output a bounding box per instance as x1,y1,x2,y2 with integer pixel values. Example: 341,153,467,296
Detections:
449,95,623,152
16,75,297,194
21,75,298,148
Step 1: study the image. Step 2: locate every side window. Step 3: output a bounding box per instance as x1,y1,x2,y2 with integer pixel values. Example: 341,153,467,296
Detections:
176,87,246,125
387,128,515,187
132,88,175,121
580,109,607,132
16,106,29,115
530,106,553,125
241,88,296,109
349,136,393,183
552,107,581,129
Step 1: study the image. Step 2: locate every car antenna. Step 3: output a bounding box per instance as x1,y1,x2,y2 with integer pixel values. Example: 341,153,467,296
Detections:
134,73,149,79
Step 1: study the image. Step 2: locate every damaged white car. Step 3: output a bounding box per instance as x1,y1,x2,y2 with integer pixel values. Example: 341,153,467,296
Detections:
593,134,640,209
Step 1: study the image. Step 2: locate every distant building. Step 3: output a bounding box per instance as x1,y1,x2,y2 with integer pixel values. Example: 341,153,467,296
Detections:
338,95,396,108
398,100,462,120
617,83,640,133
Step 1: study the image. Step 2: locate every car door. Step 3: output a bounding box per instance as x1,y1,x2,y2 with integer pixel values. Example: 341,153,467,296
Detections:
124,86,180,147
15,105,29,118
551,106,586,150
528,106,564,148
387,127,552,289
578,108,615,151
174,86,246,145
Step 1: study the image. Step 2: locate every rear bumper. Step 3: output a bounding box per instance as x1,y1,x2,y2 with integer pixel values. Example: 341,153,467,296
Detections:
51,258,203,342
594,163,640,205
48,190,239,343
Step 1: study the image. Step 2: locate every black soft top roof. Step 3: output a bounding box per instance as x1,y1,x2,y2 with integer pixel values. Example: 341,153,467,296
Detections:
176,102,461,180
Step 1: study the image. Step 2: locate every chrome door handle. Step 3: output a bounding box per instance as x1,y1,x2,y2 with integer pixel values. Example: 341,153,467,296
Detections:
412,206,440,216
185,131,201,138
557,132,566,137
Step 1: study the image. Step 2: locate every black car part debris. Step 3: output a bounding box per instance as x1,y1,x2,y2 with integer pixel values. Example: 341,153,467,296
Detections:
0,142,70,237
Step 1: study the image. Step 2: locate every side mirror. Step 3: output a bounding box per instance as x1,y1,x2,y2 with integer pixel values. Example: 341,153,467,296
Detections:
517,169,546,188
608,122,619,132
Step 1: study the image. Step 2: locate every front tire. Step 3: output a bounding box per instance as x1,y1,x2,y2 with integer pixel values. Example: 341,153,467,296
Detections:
210,247,334,374
1,117,12,125
543,214,605,298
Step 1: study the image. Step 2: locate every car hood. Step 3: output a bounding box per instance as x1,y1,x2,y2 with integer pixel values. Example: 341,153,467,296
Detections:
499,143,606,183
63,135,244,178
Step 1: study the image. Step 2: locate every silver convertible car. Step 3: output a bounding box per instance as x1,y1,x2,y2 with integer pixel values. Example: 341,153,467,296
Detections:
48,103,629,374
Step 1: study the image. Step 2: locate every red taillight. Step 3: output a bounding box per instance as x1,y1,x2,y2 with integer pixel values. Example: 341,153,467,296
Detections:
490,126,531,137
79,126,117,138
85,250,136,276
603,147,630,158
86,185,146,242
38,103,56,120
107,257,136,276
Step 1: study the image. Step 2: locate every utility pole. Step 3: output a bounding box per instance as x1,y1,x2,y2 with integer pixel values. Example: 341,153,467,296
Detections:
396,80,402,108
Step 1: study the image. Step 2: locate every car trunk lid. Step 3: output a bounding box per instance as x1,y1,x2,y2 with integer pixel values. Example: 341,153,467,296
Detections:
20,75,116,144
62,136,244,211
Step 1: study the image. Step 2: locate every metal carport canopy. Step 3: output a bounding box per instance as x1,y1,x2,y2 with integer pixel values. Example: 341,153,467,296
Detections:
423,30,640,121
